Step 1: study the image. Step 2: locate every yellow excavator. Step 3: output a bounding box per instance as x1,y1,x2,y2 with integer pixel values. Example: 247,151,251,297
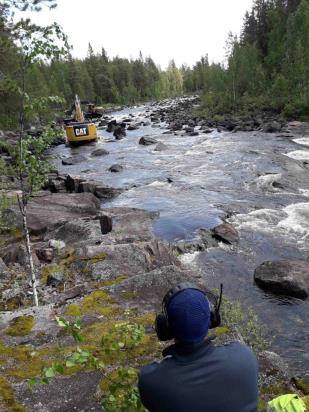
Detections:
64,95,98,144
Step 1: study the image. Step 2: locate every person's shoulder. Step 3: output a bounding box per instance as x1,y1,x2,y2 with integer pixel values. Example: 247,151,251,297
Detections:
215,341,257,362
140,355,173,377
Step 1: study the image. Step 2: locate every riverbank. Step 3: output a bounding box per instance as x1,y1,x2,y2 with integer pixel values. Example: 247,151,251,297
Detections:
0,97,308,410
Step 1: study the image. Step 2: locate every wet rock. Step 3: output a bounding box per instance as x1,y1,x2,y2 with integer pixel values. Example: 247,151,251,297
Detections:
109,164,123,173
254,260,309,299
90,148,109,157
100,215,112,234
184,126,194,133
94,186,124,199
212,223,239,244
154,142,168,151
25,193,100,235
62,155,87,166
47,176,67,193
113,125,126,140
107,120,117,133
189,131,199,136
127,124,139,131
65,175,83,192
139,136,158,145
262,121,282,133
78,181,97,194
169,122,183,131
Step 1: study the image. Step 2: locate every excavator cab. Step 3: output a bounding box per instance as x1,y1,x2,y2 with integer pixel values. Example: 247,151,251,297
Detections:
65,95,98,144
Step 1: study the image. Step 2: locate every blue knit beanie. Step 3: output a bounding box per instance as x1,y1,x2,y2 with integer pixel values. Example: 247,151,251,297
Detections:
166,288,210,344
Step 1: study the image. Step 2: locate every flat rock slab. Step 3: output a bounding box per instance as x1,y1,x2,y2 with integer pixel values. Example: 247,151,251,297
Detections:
26,193,101,235
254,260,309,299
15,370,103,412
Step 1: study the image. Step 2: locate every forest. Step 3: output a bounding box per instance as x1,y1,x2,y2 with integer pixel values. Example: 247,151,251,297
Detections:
0,0,308,130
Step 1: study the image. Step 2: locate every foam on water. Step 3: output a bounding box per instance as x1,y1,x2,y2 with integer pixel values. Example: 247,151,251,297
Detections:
285,150,309,161
292,137,309,147
256,173,283,193
179,251,200,265
230,202,309,250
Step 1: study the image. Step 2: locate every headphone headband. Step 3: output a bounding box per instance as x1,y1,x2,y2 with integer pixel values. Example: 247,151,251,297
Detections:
162,282,204,309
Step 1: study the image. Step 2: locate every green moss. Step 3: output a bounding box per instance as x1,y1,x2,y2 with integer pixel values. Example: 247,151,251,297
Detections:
258,398,267,411
260,383,291,396
98,275,127,287
209,325,230,338
6,316,35,337
121,291,137,300
41,264,65,285
0,376,27,412
65,304,81,317
294,378,309,395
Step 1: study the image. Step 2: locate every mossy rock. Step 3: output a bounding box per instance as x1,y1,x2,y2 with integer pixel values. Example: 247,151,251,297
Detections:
0,376,27,411
5,315,35,337
294,378,309,395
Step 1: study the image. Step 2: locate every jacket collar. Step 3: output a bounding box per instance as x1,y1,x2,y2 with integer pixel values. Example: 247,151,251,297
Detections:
162,338,214,362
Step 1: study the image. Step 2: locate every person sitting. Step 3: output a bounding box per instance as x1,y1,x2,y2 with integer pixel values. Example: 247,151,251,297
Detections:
138,282,258,412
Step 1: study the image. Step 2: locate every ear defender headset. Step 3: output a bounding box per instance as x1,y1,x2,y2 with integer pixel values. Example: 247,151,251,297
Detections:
155,282,223,341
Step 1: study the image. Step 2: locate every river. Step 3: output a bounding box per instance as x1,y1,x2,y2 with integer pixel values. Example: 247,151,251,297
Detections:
51,100,309,374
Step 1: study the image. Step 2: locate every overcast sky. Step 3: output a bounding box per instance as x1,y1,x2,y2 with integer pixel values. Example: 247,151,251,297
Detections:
23,0,254,68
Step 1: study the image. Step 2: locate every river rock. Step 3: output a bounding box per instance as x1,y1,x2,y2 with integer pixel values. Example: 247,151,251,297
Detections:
113,125,126,139
109,164,123,173
94,186,123,199
262,121,282,133
189,131,199,136
127,124,139,131
62,155,87,166
212,223,239,244
254,260,309,299
25,193,101,235
139,136,158,145
107,120,117,133
90,148,109,157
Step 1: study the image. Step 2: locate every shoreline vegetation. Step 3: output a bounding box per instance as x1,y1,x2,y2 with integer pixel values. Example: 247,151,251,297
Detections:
1,1,308,131
0,0,308,410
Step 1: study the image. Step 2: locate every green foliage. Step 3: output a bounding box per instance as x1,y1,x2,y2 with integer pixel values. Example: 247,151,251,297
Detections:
221,298,268,352
186,0,308,119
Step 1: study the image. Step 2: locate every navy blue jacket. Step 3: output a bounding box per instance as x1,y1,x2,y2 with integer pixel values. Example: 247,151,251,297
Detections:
138,340,258,412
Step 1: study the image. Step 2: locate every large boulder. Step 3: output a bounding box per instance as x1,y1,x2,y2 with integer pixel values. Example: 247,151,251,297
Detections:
113,125,126,140
262,121,282,133
212,223,239,244
109,164,123,173
254,260,309,299
25,193,101,235
139,136,158,145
